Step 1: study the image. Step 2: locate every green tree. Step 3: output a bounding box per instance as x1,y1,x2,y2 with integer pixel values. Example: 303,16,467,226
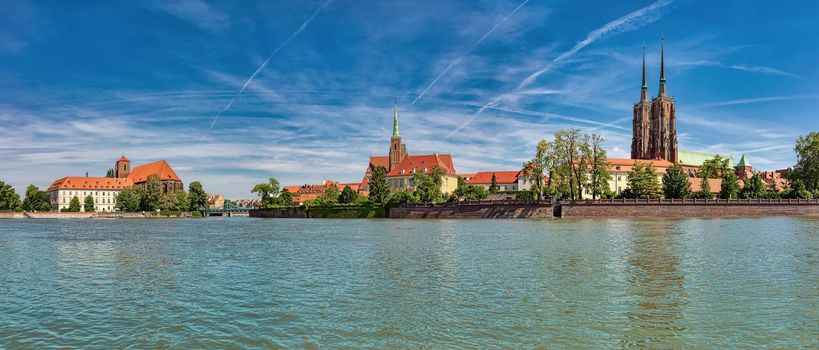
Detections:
525,139,552,200
551,129,588,200
368,166,390,205
662,164,691,199
105,169,115,178
175,190,189,211
584,133,611,200
22,185,52,212
411,166,446,203
719,172,740,199
386,191,418,206
700,155,733,179
515,190,536,201
452,177,488,201
339,185,358,204
313,186,340,206
277,189,293,206
159,192,180,211
792,131,819,192
694,178,714,199
0,181,22,211
627,162,662,199
116,187,142,212
188,181,208,210
787,179,813,199
67,196,81,212
740,174,766,199
488,173,499,193
252,178,281,208
83,194,96,212
140,174,162,211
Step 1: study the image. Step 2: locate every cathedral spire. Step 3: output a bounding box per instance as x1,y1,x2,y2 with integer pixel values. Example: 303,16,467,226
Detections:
640,44,648,102
658,34,667,97
392,98,400,138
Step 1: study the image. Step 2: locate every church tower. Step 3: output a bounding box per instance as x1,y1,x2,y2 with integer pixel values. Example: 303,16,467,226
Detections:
115,155,130,178
647,36,678,163
631,46,651,159
388,100,406,172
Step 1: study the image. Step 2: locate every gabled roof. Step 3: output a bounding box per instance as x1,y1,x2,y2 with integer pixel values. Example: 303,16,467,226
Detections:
47,176,134,192
386,154,456,177
127,160,181,183
368,156,389,169
468,171,520,185
689,177,723,194
117,155,130,162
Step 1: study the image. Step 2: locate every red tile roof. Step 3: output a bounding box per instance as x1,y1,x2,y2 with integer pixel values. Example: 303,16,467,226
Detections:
468,171,520,185
118,155,129,162
607,158,674,174
127,160,181,183
47,177,134,192
386,154,456,177
689,177,723,193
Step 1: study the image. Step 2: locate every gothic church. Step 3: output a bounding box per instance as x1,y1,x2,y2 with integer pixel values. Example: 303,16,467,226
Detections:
631,38,678,163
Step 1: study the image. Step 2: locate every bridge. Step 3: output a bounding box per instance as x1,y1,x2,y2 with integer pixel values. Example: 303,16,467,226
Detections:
201,201,250,217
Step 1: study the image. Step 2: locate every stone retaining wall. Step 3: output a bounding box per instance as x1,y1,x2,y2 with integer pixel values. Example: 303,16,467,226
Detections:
562,199,819,218
0,212,24,219
24,212,96,219
390,200,555,219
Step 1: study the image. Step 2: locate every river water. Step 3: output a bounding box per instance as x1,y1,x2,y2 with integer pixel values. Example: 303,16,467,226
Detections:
0,217,817,348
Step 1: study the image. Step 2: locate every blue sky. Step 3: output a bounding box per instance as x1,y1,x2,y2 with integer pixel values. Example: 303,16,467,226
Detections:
1,0,817,198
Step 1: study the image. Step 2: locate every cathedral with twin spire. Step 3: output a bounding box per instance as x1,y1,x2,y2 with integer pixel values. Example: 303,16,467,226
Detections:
631,37,678,164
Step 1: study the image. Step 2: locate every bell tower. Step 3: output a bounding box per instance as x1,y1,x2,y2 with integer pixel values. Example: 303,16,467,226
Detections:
648,35,678,163
631,45,651,159
115,155,130,178
388,100,405,172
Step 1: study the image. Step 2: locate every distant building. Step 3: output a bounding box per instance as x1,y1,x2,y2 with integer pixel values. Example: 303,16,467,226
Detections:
234,199,260,208
47,177,132,212
207,194,225,209
468,171,521,191
285,180,360,205
46,155,184,211
360,102,459,196
631,38,678,163
116,156,183,193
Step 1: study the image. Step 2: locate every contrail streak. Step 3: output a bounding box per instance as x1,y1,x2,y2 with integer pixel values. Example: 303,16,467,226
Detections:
411,0,531,105
447,0,674,138
201,0,335,141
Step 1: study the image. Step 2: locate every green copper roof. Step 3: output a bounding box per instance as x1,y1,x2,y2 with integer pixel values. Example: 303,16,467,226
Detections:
678,150,734,167
736,154,751,167
392,101,399,138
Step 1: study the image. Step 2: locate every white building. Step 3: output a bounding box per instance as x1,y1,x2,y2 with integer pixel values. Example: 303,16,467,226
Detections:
47,177,133,212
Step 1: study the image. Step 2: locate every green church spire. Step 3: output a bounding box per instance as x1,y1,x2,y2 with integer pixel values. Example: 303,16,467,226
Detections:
736,154,751,168
392,98,400,138
641,44,648,102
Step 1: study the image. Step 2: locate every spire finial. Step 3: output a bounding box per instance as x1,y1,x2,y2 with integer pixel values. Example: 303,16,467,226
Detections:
658,34,667,97
392,98,400,138
640,44,648,102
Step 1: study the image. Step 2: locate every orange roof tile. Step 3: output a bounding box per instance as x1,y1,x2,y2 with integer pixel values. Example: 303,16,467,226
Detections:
607,158,674,174
690,177,723,193
47,176,134,192
386,154,456,177
468,171,520,185
126,160,181,183
118,155,130,162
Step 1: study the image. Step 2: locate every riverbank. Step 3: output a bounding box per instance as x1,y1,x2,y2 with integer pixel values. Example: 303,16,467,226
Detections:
249,199,819,219
0,212,204,219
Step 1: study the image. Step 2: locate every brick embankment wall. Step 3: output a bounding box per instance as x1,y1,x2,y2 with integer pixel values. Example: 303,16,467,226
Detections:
561,199,819,218
0,212,24,219
24,212,96,219
389,200,554,219
250,208,308,218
